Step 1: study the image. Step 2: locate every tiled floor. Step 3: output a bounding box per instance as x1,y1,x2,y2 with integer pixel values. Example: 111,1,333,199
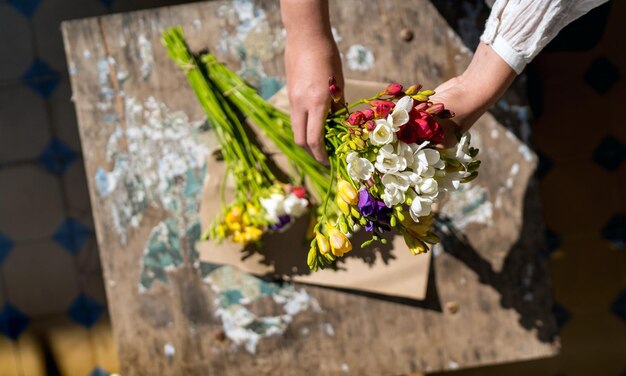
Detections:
0,0,625,375
433,1,626,375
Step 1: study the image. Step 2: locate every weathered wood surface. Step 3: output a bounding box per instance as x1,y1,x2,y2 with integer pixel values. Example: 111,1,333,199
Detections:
62,0,559,375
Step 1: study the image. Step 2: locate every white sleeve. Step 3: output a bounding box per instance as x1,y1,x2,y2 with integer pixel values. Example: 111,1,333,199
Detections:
480,0,610,74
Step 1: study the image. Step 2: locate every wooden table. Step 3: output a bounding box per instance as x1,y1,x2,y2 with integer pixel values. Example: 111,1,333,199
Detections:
62,0,559,374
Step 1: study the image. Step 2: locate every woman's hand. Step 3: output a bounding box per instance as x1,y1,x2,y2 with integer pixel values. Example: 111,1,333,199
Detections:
281,0,343,164
431,42,517,148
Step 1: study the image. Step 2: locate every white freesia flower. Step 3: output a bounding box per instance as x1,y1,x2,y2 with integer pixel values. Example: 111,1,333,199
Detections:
383,185,405,207
375,144,406,174
418,177,439,197
382,172,411,192
396,141,415,165
369,119,396,145
259,193,286,222
283,193,308,217
437,170,470,192
408,189,434,221
386,96,414,131
346,152,374,181
443,133,473,166
414,148,444,178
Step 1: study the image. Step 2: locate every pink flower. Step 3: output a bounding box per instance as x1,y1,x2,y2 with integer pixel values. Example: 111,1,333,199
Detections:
368,100,395,118
328,76,342,103
365,120,376,131
383,83,403,96
362,108,375,120
348,111,365,126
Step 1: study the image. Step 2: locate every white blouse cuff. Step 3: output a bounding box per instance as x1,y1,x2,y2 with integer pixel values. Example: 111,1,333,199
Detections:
484,34,527,75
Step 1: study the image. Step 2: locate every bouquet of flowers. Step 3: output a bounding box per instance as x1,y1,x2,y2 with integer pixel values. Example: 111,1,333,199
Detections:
163,27,480,272
163,28,323,245
306,79,480,270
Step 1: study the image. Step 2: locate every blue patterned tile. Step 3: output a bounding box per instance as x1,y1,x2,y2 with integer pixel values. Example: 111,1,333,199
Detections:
38,138,77,175
552,302,571,330
0,233,14,264
602,214,626,250
53,218,92,255
67,293,103,328
21,58,60,98
7,0,42,18
0,304,30,340
90,367,108,376
583,56,620,95
592,136,626,171
611,289,626,323
98,0,115,8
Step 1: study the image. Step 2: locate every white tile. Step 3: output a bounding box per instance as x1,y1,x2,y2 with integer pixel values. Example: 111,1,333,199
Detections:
0,164,65,241
0,84,51,163
31,0,107,75
2,240,79,317
0,5,34,82
48,78,82,151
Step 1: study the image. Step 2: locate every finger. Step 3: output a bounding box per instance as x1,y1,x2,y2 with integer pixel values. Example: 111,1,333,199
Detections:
306,106,329,164
290,107,309,152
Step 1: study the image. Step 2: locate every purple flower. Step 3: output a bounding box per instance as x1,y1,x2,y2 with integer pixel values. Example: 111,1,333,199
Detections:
269,215,291,231
358,188,392,232
358,188,377,217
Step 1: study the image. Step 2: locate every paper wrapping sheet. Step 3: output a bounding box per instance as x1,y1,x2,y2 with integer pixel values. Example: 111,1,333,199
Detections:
198,79,430,300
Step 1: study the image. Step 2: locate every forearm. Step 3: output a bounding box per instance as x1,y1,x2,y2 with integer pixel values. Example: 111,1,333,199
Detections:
280,0,333,42
457,42,516,128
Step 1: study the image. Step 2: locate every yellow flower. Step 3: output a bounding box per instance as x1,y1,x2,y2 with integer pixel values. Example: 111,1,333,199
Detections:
403,231,428,255
337,179,359,205
327,226,352,257
246,202,260,217
316,232,331,255
336,195,350,215
244,226,263,242
225,206,243,231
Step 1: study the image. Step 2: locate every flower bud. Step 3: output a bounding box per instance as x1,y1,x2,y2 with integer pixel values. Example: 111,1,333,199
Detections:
412,94,428,102
414,102,428,111
316,232,331,255
362,109,375,120
404,84,422,96
383,83,403,96
328,76,343,103
426,103,445,115
338,179,359,205
368,100,395,118
336,195,350,215
348,111,365,126
307,246,318,268
328,226,352,257
365,120,376,132
420,89,435,96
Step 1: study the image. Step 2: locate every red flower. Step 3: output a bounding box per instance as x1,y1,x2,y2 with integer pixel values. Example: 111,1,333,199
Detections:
397,123,420,144
348,111,365,126
291,186,307,199
362,108,374,120
400,109,446,145
368,100,395,118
